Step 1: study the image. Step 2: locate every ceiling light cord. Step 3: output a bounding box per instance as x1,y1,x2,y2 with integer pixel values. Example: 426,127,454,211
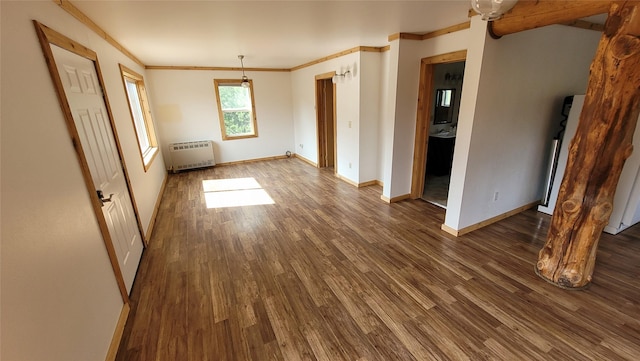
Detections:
238,55,250,88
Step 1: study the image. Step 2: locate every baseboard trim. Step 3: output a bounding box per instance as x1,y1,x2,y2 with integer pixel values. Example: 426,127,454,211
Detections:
334,174,380,188
380,193,411,203
442,200,540,237
440,223,460,236
290,155,381,189
105,303,130,361
335,173,359,187
216,154,292,166
358,180,379,188
293,154,318,167
144,173,168,246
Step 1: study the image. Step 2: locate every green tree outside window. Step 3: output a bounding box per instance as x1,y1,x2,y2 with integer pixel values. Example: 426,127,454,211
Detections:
214,79,258,140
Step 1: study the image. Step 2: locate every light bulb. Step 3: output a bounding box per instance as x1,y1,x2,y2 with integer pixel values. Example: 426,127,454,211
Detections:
471,0,516,21
241,76,250,88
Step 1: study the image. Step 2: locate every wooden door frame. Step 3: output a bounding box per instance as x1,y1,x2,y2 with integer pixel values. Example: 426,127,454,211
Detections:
315,72,337,171
411,50,467,199
34,21,142,303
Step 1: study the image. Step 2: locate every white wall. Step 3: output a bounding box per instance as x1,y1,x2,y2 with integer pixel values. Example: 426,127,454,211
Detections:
1,1,166,360
378,50,391,183
626,179,640,226
290,50,382,185
381,41,400,199
97,45,167,237
384,29,470,199
291,51,370,184
359,52,382,183
447,23,601,230
446,17,488,232
608,113,640,233
334,56,361,182
146,69,295,166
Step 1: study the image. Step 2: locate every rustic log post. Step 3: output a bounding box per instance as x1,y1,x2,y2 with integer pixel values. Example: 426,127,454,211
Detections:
536,1,640,289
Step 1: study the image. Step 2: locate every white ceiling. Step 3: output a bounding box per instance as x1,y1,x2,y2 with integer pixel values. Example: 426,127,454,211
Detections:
71,0,473,69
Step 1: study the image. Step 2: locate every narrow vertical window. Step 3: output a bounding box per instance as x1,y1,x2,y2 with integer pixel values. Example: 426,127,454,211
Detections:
214,79,258,140
119,64,158,171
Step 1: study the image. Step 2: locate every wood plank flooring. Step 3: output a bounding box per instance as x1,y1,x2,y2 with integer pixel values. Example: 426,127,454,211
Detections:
116,158,640,361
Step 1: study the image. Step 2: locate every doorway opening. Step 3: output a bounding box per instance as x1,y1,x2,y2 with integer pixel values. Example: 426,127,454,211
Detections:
315,72,336,170
411,51,467,209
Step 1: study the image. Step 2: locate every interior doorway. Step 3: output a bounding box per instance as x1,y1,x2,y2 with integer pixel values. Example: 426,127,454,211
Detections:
423,61,465,207
411,51,467,208
315,72,336,169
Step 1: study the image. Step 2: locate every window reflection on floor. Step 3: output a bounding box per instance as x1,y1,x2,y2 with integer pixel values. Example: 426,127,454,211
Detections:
202,177,274,208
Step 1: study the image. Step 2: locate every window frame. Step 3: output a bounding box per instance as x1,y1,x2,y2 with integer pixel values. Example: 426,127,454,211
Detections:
119,64,159,171
213,79,259,141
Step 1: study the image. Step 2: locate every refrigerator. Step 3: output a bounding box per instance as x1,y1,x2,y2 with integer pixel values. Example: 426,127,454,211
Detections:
537,95,640,235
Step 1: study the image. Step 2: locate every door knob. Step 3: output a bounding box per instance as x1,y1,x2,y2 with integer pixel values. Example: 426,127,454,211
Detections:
97,190,114,206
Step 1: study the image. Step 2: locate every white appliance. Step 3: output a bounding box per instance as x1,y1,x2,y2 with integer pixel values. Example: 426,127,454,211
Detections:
538,95,640,234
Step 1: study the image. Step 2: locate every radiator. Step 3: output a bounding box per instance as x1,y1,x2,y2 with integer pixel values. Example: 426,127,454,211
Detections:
169,140,215,172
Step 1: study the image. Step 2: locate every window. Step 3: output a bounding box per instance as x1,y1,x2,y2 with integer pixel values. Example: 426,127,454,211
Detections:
214,79,258,140
119,64,158,171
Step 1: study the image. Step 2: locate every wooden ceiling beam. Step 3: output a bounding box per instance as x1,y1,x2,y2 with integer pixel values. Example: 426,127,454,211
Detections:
562,19,606,32
490,0,612,37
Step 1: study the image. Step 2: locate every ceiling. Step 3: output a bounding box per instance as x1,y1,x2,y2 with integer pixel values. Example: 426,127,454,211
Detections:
71,0,473,69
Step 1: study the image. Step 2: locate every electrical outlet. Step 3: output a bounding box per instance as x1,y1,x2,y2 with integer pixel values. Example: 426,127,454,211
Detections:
493,191,499,202
348,162,352,169
299,144,304,149
348,121,352,128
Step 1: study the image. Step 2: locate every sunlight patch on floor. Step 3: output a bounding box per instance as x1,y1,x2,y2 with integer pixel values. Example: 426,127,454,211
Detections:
202,178,274,208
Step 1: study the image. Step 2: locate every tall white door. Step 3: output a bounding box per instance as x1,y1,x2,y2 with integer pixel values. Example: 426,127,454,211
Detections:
51,44,143,294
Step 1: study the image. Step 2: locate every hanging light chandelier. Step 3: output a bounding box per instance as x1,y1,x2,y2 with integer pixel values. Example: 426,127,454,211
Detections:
238,55,250,88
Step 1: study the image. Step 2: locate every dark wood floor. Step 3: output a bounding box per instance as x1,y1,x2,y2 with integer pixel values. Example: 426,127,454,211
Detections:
116,158,640,361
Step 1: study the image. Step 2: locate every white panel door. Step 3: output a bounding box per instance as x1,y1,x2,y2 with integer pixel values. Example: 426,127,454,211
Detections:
51,44,143,294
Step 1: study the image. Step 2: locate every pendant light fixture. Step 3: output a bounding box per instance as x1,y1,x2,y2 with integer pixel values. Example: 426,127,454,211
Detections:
238,55,250,88
471,0,517,21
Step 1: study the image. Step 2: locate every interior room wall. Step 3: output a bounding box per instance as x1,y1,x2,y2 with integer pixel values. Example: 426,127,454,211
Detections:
377,50,392,183
334,56,361,183
445,16,488,232
383,29,470,200
381,41,400,199
606,112,640,233
1,1,165,360
449,24,601,231
359,51,382,183
291,52,362,183
146,69,295,166
626,180,640,226
96,44,167,237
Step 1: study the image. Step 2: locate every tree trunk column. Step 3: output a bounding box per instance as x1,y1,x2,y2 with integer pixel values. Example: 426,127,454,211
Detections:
536,1,640,289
